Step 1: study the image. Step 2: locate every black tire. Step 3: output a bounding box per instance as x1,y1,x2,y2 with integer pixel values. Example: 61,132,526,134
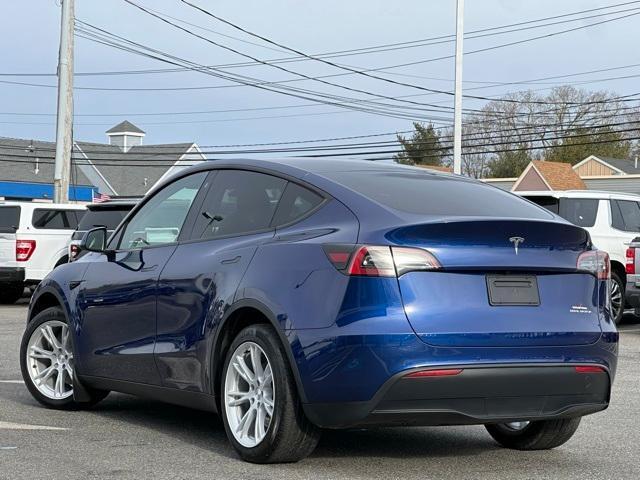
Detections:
220,324,320,463
20,306,109,410
485,417,582,450
611,271,624,325
0,283,24,304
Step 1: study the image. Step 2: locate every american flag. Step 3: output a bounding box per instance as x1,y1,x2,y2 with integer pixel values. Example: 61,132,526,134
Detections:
93,192,111,203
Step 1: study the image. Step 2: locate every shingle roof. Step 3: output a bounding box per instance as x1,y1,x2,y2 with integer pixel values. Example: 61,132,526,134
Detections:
0,136,197,197
532,160,587,190
105,120,145,135
0,137,93,186
595,156,640,175
76,142,194,196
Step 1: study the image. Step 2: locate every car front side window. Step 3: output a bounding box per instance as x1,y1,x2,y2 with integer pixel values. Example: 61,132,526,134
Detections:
118,172,207,249
192,170,287,240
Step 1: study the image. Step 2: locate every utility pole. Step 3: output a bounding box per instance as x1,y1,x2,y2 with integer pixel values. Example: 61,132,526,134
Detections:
53,0,75,203
453,0,464,175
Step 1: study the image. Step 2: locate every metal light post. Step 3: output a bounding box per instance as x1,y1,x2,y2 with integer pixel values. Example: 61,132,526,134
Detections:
453,0,464,175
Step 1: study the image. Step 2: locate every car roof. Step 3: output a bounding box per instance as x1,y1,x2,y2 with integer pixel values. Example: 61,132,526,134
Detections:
516,190,640,201
175,157,454,177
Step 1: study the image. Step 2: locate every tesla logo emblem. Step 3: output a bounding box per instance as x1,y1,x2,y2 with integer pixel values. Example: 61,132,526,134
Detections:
509,236,525,255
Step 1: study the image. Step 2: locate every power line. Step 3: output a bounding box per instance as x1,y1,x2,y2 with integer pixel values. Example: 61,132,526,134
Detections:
4,1,639,77
1,120,638,158
177,0,640,106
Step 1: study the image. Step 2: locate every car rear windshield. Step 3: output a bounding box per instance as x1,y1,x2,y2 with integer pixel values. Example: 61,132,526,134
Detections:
524,196,598,228
323,170,553,219
77,207,131,231
0,206,20,232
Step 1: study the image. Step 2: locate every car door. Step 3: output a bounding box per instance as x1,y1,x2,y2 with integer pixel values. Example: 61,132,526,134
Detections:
75,171,208,385
155,169,289,392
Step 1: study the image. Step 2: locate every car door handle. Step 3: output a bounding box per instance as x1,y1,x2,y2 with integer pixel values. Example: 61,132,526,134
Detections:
221,256,241,265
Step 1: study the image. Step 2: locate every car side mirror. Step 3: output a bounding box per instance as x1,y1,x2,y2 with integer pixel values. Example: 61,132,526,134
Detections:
80,227,115,261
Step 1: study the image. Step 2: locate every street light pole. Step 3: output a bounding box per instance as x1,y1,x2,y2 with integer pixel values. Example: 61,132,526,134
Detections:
53,0,75,203
453,0,464,175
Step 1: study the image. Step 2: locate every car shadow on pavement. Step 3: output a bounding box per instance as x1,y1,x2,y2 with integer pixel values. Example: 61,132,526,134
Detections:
89,393,236,459
313,426,493,460
88,393,493,462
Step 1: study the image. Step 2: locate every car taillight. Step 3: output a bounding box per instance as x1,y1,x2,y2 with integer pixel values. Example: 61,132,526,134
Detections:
16,240,36,262
626,247,636,274
323,245,441,277
577,250,610,280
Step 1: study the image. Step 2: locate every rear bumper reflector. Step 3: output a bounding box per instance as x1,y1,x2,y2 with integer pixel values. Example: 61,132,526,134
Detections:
405,368,463,378
574,365,606,374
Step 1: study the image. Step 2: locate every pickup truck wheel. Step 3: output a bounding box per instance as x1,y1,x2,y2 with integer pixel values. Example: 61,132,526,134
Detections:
610,272,624,325
0,283,25,304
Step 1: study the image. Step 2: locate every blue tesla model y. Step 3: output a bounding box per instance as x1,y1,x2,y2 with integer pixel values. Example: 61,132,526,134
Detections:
20,159,617,463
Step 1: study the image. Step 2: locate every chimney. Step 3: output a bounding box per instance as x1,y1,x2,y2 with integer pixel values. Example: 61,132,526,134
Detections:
105,120,145,152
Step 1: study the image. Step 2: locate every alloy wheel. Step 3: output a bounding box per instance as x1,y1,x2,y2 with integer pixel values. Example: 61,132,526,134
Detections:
25,320,74,400
224,341,274,448
610,278,622,322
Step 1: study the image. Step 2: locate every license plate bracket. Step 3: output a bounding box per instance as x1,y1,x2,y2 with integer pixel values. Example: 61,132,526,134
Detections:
486,275,540,306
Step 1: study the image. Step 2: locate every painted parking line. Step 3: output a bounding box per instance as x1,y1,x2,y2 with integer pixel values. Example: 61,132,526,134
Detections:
0,380,24,384
0,421,67,431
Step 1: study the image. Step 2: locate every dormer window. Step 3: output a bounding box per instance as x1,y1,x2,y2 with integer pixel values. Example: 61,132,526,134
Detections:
106,120,145,152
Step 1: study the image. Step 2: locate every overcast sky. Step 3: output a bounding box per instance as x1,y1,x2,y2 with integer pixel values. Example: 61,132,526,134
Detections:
1,0,639,149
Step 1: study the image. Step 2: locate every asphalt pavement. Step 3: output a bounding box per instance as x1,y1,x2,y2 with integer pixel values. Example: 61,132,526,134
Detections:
1,301,639,480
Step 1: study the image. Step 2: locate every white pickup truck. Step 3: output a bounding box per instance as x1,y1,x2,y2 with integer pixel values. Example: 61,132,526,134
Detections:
518,190,640,324
0,201,86,303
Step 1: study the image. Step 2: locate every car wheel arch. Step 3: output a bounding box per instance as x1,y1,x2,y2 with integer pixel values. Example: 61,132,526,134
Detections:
610,260,626,287
211,298,308,407
28,286,72,326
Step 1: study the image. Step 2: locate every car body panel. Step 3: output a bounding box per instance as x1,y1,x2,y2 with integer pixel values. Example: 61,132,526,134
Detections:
74,247,177,385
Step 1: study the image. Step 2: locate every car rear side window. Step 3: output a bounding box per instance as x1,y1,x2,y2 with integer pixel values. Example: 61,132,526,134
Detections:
323,171,553,219
271,182,324,227
611,200,640,232
193,170,286,239
0,206,20,232
32,209,84,230
524,196,559,214
558,198,598,228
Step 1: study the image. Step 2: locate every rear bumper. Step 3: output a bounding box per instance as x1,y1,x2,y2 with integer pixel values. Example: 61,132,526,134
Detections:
0,266,25,284
303,365,610,428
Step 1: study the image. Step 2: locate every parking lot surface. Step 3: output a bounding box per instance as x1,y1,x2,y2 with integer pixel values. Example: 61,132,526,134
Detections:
1,302,639,480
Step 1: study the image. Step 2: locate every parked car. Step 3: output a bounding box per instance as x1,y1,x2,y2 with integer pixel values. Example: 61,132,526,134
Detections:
68,200,137,262
518,189,640,324
624,237,640,313
21,160,617,463
0,201,85,304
